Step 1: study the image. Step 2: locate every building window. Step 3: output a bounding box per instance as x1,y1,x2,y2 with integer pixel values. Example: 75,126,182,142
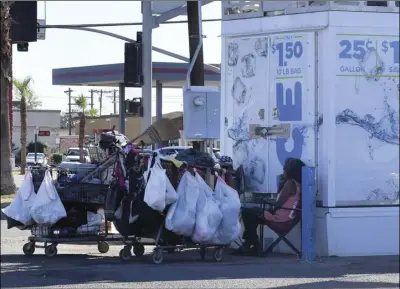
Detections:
366,1,387,7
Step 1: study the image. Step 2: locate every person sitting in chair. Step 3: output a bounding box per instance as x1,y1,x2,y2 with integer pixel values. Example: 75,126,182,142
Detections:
233,158,305,256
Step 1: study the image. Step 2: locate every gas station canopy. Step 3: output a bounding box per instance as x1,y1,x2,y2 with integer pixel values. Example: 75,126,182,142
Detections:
52,62,220,88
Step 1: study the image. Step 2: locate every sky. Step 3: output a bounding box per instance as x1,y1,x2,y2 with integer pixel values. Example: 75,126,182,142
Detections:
12,1,222,116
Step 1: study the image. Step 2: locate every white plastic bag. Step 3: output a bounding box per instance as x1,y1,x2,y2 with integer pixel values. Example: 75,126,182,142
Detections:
192,172,223,243
30,170,67,225
144,155,162,182
165,178,178,205
166,171,200,236
212,177,241,244
77,211,102,234
144,166,168,211
144,154,177,207
2,171,36,225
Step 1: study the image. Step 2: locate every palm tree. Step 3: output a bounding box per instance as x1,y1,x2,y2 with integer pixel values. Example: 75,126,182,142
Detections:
13,77,42,109
75,94,97,162
13,77,34,175
0,1,16,195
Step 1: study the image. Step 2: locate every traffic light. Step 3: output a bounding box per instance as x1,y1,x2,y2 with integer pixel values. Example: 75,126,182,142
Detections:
124,32,143,87
10,1,38,43
17,43,29,52
125,98,143,117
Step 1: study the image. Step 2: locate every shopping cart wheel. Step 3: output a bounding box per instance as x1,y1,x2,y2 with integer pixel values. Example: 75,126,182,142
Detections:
133,244,145,257
152,248,163,264
213,247,224,262
199,247,206,261
45,244,58,258
97,241,109,254
22,242,35,256
119,246,132,262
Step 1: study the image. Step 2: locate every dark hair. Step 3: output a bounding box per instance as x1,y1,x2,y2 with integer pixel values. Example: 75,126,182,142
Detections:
283,158,305,184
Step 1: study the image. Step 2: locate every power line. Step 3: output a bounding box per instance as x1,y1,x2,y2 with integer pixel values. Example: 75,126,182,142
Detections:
39,18,221,29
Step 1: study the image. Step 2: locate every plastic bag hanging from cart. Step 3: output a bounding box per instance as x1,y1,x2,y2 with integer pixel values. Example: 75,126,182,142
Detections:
165,177,178,206
2,171,36,225
211,176,241,245
144,153,177,211
192,172,223,244
165,171,200,236
30,170,67,225
144,166,168,212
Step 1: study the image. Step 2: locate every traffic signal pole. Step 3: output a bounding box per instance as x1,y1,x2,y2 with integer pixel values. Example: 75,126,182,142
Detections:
141,2,153,134
119,83,125,134
187,1,205,152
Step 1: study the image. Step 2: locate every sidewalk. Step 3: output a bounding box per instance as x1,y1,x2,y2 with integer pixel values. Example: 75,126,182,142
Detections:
1,244,398,289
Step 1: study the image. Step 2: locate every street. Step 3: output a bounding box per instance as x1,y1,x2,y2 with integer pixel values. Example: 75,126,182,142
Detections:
1,175,399,289
1,217,399,289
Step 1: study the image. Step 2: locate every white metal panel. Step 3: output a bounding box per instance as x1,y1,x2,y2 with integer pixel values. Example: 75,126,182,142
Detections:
332,25,399,205
329,11,399,27
221,17,263,37
221,11,329,38
223,36,269,192
316,28,337,207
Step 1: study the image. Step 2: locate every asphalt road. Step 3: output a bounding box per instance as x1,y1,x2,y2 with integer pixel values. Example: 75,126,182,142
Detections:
1,175,399,289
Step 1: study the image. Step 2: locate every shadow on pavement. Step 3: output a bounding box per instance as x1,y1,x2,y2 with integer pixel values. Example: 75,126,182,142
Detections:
1,250,399,288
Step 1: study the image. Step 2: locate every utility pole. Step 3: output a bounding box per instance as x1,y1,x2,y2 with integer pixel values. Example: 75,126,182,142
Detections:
187,1,205,151
64,88,73,135
113,89,117,114
99,90,103,115
91,89,113,115
90,89,94,109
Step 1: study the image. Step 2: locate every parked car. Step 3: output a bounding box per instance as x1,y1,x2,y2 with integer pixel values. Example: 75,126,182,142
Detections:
26,153,48,167
153,146,220,164
153,146,191,159
102,130,130,147
64,147,91,163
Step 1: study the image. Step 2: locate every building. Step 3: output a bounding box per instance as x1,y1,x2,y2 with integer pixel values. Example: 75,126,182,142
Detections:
220,1,399,257
73,111,183,140
13,109,61,152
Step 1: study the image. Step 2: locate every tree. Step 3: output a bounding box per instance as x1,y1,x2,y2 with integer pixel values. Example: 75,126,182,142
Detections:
26,141,48,153
60,112,70,129
13,76,41,175
0,1,16,195
13,77,36,174
75,94,97,162
13,76,42,109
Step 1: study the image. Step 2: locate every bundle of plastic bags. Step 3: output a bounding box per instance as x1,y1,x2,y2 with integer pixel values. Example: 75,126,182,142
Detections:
143,155,178,212
2,170,67,226
166,170,241,245
2,171,37,226
211,177,242,244
165,171,200,236
192,172,223,243
30,170,67,225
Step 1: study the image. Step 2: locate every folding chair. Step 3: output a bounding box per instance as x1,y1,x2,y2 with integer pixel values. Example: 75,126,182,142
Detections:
258,198,302,257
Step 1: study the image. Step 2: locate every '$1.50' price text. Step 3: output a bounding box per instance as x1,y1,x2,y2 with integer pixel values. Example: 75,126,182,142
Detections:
272,41,304,67
339,39,399,64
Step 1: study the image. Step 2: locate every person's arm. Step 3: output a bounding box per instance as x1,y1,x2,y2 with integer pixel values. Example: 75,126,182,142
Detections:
274,180,297,209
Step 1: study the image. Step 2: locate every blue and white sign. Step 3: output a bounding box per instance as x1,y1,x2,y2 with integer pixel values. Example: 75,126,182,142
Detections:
223,33,315,194
268,33,316,194
334,32,399,204
336,34,399,77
